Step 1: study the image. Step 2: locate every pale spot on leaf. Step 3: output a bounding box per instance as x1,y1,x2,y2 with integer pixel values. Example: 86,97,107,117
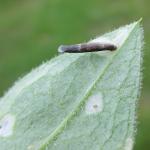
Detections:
0,114,15,137
85,93,103,114
124,137,133,150
89,37,114,45
112,27,129,46
27,145,35,150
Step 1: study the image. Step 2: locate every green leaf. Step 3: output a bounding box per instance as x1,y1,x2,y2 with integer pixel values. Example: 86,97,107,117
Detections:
0,20,143,150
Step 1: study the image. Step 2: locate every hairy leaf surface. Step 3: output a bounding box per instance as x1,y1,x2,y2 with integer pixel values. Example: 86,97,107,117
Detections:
0,20,143,150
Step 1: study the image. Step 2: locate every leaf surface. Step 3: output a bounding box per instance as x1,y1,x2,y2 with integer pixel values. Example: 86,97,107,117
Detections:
0,20,143,150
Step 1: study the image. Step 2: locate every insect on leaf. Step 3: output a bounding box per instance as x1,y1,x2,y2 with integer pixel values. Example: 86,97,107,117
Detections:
0,20,143,150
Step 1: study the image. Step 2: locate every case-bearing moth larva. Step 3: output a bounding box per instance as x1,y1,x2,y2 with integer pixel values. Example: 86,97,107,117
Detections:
58,42,117,53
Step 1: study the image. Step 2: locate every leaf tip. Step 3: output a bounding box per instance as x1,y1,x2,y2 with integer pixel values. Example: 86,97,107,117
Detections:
134,18,143,27
137,18,143,23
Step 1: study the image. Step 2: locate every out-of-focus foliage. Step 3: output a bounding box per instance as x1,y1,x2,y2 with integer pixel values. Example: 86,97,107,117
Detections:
0,0,149,149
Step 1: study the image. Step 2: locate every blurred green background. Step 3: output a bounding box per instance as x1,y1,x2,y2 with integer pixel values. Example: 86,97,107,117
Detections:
0,0,149,149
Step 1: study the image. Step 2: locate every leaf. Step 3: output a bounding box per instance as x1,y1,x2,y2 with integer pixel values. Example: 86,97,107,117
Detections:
0,20,143,150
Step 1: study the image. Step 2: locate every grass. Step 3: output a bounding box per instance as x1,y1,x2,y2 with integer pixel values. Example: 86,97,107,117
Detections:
0,0,150,149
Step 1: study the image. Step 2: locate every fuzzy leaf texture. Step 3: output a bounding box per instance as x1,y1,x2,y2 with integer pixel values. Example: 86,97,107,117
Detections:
0,20,143,150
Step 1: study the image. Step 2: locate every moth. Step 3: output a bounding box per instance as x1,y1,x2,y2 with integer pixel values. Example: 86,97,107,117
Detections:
58,42,117,53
